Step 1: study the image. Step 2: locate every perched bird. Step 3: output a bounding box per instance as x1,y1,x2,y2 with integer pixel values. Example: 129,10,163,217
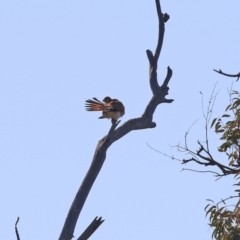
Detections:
85,96,125,122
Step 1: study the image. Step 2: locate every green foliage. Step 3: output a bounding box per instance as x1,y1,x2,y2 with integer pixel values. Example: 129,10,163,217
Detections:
205,199,240,240
211,91,240,167
207,91,240,240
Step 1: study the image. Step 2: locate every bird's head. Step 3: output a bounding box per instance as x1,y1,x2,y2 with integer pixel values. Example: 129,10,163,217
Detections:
102,96,112,103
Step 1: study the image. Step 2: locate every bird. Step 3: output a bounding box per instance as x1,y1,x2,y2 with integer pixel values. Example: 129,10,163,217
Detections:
85,96,125,122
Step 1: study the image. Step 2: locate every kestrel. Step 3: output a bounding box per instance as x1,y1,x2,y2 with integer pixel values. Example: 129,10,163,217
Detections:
85,96,125,122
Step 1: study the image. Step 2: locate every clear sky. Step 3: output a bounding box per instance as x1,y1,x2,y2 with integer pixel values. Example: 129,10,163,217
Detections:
1,1,240,239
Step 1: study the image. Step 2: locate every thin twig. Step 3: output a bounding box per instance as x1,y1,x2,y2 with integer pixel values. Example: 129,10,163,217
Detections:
15,217,20,240
184,119,199,150
200,84,218,152
147,143,181,161
216,195,239,208
181,168,221,176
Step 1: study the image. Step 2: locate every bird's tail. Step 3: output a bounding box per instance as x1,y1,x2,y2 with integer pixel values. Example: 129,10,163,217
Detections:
85,98,104,111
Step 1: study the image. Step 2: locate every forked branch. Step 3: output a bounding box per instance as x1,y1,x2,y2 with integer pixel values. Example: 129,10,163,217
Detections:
58,1,173,239
180,141,239,178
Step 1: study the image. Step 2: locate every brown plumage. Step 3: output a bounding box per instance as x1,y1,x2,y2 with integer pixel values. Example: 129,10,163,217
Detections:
85,97,125,121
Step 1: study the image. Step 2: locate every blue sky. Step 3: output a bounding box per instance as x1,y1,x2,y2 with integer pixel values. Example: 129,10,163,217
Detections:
1,1,240,239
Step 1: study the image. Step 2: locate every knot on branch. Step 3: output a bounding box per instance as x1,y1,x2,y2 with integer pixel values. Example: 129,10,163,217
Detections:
163,13,170,22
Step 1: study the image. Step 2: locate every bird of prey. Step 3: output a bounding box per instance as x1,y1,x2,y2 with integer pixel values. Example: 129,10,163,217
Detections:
85,96,125,122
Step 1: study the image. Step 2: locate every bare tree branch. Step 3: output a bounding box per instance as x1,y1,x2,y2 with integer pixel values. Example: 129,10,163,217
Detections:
147,143,182,162
154,0,164,66
215,196,239,208
77,217,104,240
180,141,239,176
200,84,219,152
181,168,221,176
169,85,240,179
58,1,173,239
214,69,240,81
15,217,20,240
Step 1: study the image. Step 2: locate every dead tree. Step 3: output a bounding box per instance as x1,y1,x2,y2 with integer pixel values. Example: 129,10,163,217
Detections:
58,1,173,239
